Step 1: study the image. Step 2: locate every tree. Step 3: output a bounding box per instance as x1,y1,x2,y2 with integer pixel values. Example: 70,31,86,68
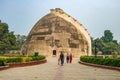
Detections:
0,22,9,41
0,20,16,53
101,30,113,42
118,42,120,54
3,32,16,46
16,34,27,46
102,42,118,54
92,30,120,55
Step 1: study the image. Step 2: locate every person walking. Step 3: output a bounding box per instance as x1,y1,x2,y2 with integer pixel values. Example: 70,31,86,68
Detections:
69,53,72,63
60,52,64,66
66,53,69,63
58,57,60,65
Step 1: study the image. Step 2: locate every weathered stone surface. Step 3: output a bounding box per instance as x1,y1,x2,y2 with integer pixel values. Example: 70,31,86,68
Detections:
21,8,91,57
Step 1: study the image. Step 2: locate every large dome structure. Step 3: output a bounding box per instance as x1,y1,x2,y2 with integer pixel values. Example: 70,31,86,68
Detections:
21,8,91,57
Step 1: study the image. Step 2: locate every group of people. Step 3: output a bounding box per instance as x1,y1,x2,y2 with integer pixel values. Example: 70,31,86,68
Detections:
58,52,72,66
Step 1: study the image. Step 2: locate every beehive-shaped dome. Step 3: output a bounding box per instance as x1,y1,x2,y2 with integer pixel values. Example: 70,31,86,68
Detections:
21,8,91,57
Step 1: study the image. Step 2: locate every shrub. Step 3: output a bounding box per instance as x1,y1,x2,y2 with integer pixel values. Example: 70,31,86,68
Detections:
0,55,46,66
6,57,23,63
0,58,6,66
32,55,45,61
80,56,120,67
24,57,32,62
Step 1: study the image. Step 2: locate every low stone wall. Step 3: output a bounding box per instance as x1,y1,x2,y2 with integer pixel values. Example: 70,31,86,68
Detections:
0,66,9,71
0,59,47,71
79,61,120,71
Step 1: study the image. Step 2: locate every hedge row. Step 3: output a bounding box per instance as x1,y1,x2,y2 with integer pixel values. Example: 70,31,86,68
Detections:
80,56,120,67
0,58,5,66
6,57,23,63
32,55,46,61
0,55,46,66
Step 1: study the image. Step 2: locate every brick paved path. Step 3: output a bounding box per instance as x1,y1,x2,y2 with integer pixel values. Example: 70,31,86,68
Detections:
0,57,120,80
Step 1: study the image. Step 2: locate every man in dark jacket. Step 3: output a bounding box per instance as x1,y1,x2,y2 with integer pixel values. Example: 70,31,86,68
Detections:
60,52,64,66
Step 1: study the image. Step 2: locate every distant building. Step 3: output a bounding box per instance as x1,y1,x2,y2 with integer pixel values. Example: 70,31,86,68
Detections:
21,8,91,57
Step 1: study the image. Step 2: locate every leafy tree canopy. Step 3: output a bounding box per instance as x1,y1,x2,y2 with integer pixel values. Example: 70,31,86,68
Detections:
0,20,16,52
16,34,27,46
101,30,113,42
92,30,120,55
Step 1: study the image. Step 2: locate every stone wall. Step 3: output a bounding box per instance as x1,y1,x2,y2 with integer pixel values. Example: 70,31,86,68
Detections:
21,8,91,57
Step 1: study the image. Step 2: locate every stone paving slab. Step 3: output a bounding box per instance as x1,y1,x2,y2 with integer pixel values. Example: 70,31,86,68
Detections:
0,57,120,80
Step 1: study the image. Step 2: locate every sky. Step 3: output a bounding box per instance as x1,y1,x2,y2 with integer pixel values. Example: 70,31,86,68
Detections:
0,0,120,42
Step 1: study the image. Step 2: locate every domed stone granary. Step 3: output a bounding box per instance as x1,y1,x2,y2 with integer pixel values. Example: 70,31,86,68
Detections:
21,8,91,57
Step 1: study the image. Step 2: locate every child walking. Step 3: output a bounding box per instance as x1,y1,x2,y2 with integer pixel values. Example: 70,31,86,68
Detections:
58,57,60,65
66,53,69,63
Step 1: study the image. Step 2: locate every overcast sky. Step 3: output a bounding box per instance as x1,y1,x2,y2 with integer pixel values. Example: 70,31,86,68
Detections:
0,0,120,42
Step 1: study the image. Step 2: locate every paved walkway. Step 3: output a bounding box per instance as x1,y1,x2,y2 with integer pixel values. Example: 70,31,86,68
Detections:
0,57,120,80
